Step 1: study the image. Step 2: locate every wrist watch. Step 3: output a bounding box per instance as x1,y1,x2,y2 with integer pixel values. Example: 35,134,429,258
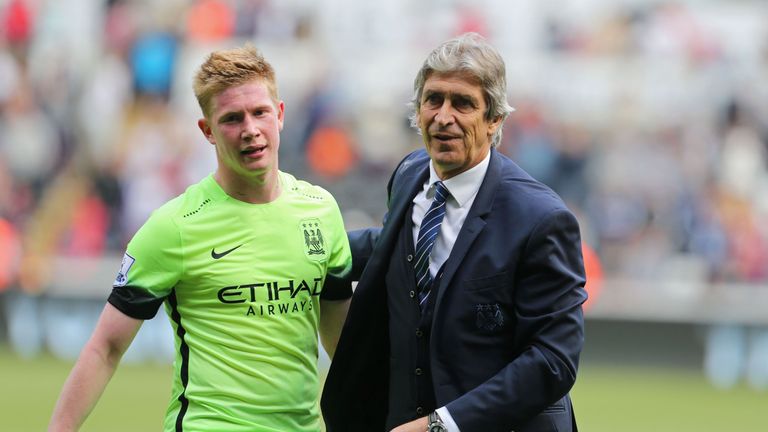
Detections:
427,411,447,432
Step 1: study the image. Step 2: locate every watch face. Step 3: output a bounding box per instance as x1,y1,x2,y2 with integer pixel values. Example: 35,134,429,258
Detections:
428,411,446,432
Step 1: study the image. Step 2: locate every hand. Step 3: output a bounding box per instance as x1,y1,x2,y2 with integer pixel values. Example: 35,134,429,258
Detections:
390,416,428,432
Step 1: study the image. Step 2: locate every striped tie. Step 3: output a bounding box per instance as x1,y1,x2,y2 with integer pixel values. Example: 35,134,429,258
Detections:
414,181,449,310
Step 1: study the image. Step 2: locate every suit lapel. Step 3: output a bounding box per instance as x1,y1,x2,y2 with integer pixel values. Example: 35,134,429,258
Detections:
389,170,428,232
434,149,502,309
361,157,429,282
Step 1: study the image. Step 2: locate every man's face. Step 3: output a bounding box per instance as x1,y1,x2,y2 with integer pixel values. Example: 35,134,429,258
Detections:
417,72,501,179
198,79,284,179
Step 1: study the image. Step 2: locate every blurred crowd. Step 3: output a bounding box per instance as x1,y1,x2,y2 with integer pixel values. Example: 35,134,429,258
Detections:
0,0,767,384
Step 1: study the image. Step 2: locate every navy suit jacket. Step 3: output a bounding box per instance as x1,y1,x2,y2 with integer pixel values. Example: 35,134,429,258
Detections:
322,149,587,431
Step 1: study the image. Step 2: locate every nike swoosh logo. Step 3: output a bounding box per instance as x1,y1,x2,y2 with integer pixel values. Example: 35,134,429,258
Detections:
211,244,243,259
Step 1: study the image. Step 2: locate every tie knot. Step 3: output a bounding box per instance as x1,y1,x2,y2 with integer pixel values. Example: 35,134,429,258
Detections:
432,181,449,204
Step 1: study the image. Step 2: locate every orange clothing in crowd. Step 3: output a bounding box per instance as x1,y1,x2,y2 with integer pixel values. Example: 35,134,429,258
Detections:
581,243,603,311
0,218,20,291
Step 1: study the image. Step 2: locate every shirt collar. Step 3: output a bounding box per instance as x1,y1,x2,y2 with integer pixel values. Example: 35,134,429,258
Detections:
428,151,491,208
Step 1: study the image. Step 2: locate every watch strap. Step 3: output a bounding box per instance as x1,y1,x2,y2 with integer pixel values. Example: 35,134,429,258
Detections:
427,411,446,432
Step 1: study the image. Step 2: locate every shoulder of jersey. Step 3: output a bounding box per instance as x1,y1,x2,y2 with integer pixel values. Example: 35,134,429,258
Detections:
152,181,216,221
283,172,332,202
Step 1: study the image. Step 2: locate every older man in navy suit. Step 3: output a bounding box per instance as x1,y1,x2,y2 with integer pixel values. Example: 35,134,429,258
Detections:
322,33,587,432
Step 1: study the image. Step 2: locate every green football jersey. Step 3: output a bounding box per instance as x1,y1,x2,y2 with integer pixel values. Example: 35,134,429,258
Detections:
109,172,352,432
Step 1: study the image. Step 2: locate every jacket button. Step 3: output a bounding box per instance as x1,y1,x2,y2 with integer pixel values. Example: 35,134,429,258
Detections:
415,368,423,376
406,254,413,262
415,329,423,337
416,406,424,415
409,290,416,298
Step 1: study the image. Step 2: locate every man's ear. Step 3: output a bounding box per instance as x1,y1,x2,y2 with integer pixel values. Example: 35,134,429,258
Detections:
198,118,215,145
277,100,285,132
487,115,503,137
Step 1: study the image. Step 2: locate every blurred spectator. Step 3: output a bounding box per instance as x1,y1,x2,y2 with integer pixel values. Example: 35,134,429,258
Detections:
717,100,768,202
501,99,558,185
76,51,132,168
686,183,729,281
130,31,179,100
549,123,593,208
186,0,235,43
581,242,603,312
1,0,35,60
305,121,358,179
233,0,267,38
103,0,139,58
0,72,60,203
642,1,721,65
0,217,20,291
112,98,192,240
702,98,768,390
17,166,91,292
454,3,488,37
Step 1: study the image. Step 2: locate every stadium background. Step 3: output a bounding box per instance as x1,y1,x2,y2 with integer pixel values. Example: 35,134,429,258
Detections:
0,0,766,430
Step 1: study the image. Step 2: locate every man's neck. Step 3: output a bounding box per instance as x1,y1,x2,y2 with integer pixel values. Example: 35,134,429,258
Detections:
214,169,282,204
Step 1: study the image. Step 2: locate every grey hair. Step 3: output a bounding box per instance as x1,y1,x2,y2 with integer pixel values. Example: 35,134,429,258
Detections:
409,33,514,148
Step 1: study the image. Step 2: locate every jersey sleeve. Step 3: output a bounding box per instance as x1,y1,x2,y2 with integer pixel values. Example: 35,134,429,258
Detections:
108,209,183,319
320,196,353,301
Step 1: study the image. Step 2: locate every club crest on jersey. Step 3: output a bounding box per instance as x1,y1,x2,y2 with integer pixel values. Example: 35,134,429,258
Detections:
300,218,326,261
114,253,135,287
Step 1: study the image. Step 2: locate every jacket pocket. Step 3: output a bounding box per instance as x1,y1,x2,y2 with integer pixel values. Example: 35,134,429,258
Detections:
541,401,566,413
463,271,510,292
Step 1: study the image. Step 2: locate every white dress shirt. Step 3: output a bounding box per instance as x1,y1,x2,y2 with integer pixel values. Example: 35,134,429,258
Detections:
411,152,490,277
410,151,491,432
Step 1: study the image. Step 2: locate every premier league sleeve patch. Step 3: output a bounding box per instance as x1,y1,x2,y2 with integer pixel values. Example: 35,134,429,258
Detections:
300,218,327,261
114,253,136,287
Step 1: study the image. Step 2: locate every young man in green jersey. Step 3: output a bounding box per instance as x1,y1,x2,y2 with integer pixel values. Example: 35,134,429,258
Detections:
49,45,353,432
